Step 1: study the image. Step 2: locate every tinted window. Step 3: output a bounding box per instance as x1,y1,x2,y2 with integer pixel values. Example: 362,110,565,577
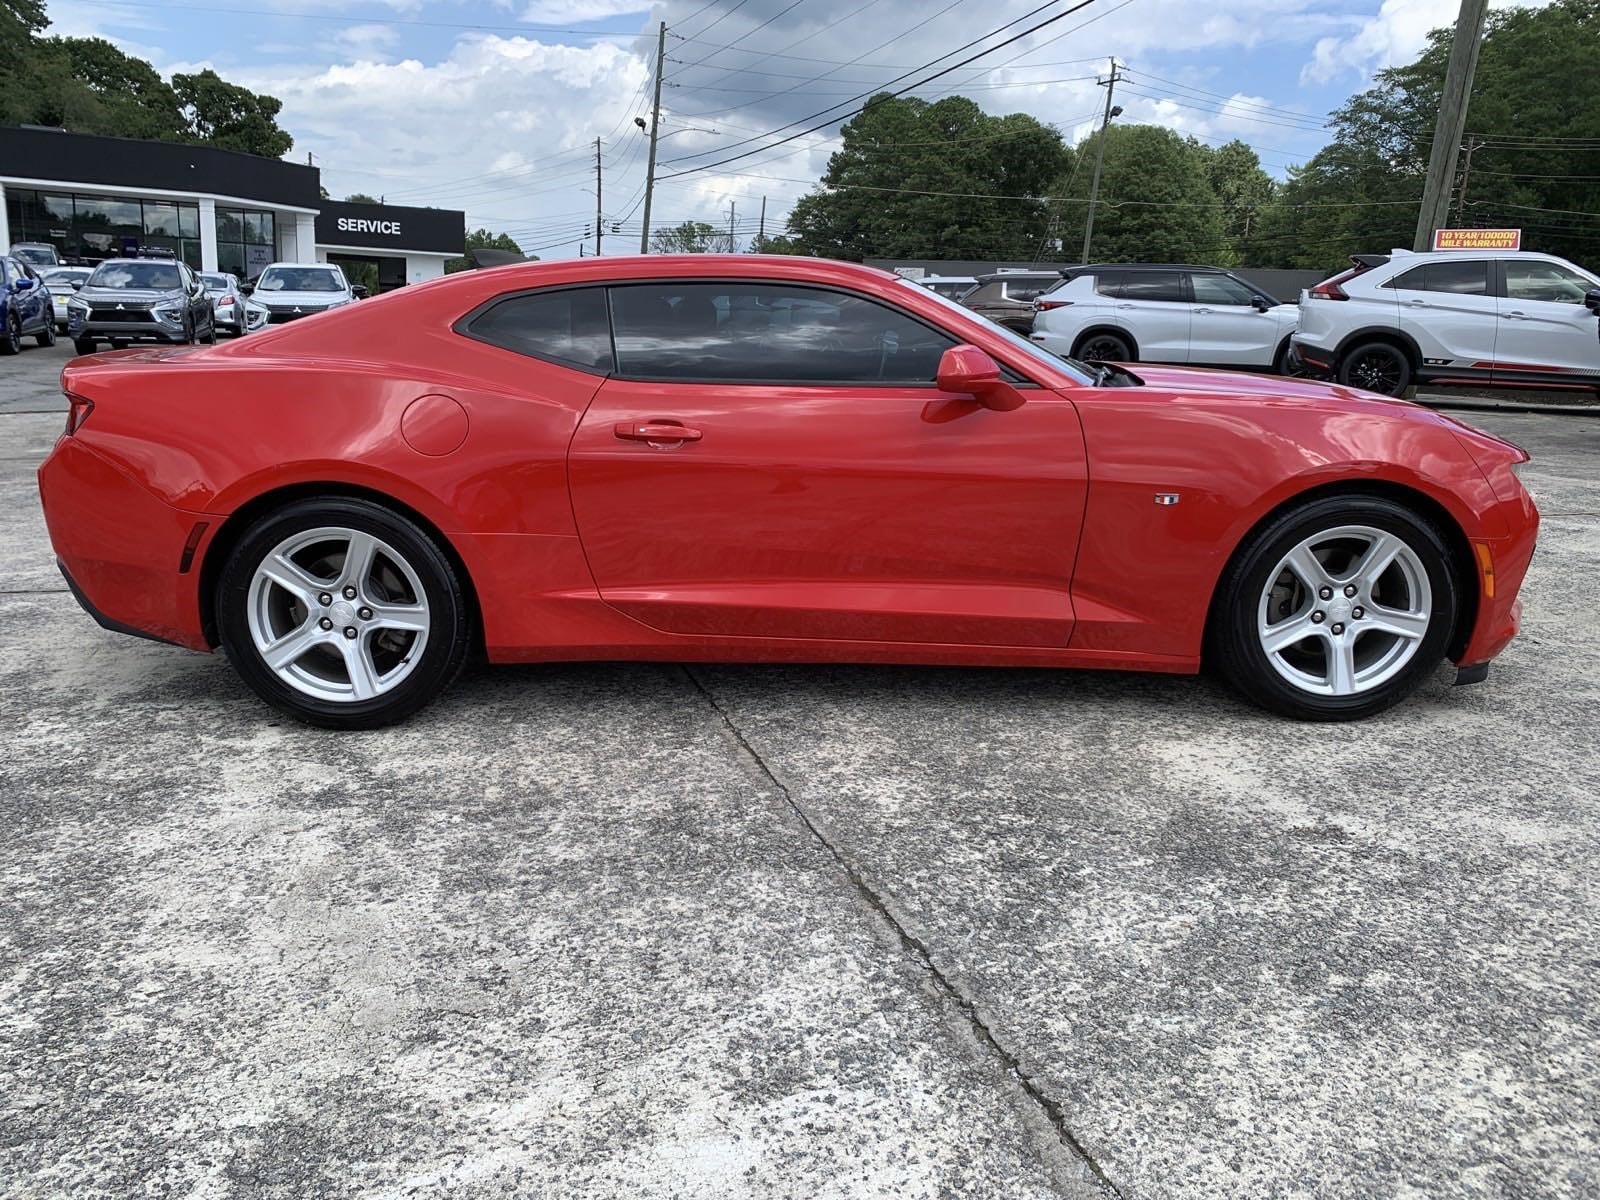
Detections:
1387,261,1489,295
963,282,1003,305
1190,273,1260,305
87,261,180,290
200,274,232,291
1504,260,1595,304
1093,271,1129,298
609,282,957,384
1118,271,1187,302
257,267,345,293
468,288,613,371
1001,279,1052,302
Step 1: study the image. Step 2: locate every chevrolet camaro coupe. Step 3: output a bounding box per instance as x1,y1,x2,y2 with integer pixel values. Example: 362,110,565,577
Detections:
38,256,1539,729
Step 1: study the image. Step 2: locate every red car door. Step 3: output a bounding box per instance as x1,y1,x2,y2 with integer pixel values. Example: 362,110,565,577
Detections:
566,280,1088,648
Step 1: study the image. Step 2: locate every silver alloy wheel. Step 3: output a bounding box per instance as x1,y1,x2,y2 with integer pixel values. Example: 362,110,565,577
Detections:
245,526,430,703
1257,524,1432,697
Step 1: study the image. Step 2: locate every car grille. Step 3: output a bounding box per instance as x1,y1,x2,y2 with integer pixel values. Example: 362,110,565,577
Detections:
88,307,156,322
264,304,329,324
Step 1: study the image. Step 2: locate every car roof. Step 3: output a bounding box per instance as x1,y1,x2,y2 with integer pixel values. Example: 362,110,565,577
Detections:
1067,262,1236,273
972,270,1062,283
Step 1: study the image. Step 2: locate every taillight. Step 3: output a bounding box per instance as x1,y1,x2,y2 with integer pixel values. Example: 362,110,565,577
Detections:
65,394,94,435
217,296,234,308
1309,279,1349,300
1034,299,1072,311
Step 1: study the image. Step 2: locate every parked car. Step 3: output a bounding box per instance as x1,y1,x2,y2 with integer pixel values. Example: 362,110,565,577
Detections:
2,253,56,353
40,266,93,331
959,270,1063,333
10,242,62,269
1030,264,1300,371
66,257,216,353
245,262,355,324
1292,249,1600,396
916,275,978,300
39,256,1538,729
199,271,265,336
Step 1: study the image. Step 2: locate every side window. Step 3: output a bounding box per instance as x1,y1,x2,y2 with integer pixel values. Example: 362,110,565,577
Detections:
1002,280,1049,303
1118,271,1187,303
1387,261,1489,295
965,282,1002,304
465,287,614,372
1190,273,1259,305
1092,271,1128,299
608,282,957,384
1504,260,1595,304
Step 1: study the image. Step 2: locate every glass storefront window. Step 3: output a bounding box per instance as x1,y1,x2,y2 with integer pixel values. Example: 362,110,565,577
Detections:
217,243,246,277
4,188,200,264
143,202,181,237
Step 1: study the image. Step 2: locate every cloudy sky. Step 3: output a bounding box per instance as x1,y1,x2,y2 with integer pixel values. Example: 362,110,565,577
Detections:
42,0,1545,257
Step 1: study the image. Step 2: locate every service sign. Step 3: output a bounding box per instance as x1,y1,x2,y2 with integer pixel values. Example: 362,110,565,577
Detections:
1432,228,1521,251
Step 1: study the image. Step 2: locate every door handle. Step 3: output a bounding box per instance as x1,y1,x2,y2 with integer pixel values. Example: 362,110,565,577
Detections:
1404,299,1429,307
1115,303,1136,309
1502,310,1529,320
614,420,703,444
1193,307,1213,314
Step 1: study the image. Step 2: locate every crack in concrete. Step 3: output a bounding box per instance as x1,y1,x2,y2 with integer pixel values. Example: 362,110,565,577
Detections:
680,665,1123,1200
0,588,69,595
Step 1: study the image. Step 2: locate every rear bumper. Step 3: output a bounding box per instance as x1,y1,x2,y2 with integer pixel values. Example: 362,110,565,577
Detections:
1030,330,1074,356
37,435,212,651
1289,336,1336,377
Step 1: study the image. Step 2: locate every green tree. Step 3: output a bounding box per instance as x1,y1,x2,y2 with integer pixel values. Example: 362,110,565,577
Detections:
1058,124,1227,263
651,220,723,254
786,93,1071,261
172,69,293,157
445,227,529,273
345,192,380,204
748,233,808,255
1195,139,1275,265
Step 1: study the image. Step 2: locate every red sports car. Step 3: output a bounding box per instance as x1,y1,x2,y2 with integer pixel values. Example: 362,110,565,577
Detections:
37,256,1538,728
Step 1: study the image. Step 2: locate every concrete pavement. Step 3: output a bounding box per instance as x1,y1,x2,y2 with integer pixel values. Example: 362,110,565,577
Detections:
2,340,1597,1198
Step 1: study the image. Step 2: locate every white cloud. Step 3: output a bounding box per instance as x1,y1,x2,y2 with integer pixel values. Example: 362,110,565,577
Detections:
1301,0,1550,83
335,24,403,54
521,0,651,21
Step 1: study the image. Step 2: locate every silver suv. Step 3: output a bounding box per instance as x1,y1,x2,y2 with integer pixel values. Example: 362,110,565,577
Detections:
959,270,1063,334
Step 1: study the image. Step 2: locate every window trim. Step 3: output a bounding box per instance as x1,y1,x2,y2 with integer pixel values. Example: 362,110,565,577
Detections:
1189,270,1266,307
453,277,1044,388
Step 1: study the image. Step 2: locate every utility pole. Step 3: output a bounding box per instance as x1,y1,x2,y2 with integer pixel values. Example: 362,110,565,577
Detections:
1454,135,1481,226
726,199,737,253
1079,58,1122,264
1413,0,1490,249
757,195,767,248
594,136,603,257
640,21,667,254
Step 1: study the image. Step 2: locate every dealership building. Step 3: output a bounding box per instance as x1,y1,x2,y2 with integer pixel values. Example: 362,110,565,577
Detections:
0,126,463,291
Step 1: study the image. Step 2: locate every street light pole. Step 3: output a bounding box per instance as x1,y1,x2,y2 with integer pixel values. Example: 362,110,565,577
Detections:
1413,0,1490,250
594,136,603,257
1079,58,1122,264
640,21,667,254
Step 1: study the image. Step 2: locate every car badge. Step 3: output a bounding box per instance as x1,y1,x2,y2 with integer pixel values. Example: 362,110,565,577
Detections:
115,303,125,310
292,307,301,314
1154,492,1180,506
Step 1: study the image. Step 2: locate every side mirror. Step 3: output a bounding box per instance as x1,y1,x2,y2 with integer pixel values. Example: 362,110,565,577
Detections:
239,282,254,296
70,278,84,290
1585,287,1600,315
1250,296,1272,312
351,284,369,299
15,276,37,291
936,345,1026,412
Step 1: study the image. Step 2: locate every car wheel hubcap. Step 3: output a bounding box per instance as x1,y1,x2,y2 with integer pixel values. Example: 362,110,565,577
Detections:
1257,524,1431,697
246,526,430,703
1082,337,1124,361
1352,353,1400,393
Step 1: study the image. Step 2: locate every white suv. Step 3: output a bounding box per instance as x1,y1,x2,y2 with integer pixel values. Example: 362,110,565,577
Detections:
1292,248,1600,396
243,262,355,326
1029,264,1299,370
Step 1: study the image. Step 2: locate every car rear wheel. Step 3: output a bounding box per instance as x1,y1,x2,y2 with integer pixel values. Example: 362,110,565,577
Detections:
1076,331,1133,362
1338,341,1411,396
1,312,19,355
1211,495,1458,720
72,337,96,355
36,318,56,348
216,498,473,729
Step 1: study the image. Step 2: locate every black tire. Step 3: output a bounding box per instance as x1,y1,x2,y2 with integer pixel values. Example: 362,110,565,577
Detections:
1337,340,1411,396
203,315,217,344
1273,338,1304,376
73,337,97,355
1075,330,1134,363
216,497,473,729
0,311,19,355
36,318,56,348
1210,494,1459,721
182,317,196,345
110,338,129,350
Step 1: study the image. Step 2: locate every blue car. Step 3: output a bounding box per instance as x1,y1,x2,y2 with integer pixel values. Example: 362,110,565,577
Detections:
2,253,57,354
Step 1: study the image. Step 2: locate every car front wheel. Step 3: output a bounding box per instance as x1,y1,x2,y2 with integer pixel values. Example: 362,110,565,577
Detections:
1211,495,1458,720
216,498,473,728
37,318,56,348
1076,331,1134,362
1,311,19,355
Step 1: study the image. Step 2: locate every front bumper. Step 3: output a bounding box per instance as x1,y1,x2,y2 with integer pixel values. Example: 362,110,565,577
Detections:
37,435,213,651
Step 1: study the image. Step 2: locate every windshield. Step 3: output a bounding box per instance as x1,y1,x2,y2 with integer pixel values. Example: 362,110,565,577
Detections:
900,278,1096,385
257,267,345,293
13,246,58,265
200,273,232,292
87,262,181,290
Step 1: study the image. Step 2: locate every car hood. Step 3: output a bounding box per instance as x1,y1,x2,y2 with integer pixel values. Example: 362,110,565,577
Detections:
78,287,182,305
1125,363,1407,407
253,290,348,306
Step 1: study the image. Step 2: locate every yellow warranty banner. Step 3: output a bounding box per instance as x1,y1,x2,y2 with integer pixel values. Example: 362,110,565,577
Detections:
1432,228,1522,250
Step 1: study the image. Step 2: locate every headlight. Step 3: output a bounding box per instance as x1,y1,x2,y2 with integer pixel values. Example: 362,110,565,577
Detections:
67,296,89,312
151,303,182,322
